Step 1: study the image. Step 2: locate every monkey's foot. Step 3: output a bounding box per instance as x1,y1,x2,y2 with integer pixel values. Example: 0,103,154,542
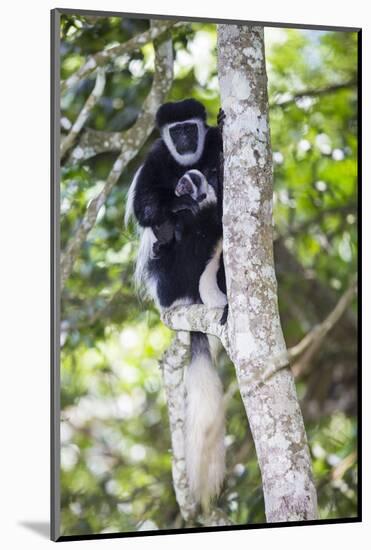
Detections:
152,241,163,259
171,195,200,216
152,240,173,259
220,304,228,325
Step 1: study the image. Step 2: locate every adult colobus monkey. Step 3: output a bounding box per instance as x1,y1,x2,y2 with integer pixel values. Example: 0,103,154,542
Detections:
125,100,227,509
125,98,223,254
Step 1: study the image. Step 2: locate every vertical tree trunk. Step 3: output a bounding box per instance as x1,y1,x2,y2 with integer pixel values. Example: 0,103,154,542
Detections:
217,24,318,522
160,332,198,522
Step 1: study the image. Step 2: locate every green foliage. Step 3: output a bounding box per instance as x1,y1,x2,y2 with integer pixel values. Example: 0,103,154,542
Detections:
59,15,358,535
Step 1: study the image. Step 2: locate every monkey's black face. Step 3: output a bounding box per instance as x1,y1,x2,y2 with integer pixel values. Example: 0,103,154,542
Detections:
169,122,198,155
162,118,206,166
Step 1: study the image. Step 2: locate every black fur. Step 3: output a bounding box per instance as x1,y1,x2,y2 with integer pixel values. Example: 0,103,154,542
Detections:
190,332,211,361
147,200,225,308
156,98,206,128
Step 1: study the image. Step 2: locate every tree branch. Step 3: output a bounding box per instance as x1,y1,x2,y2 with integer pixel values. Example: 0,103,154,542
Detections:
270,80,357,109
289,278,357,361
277,202,357,241
290,278,357,377
70,128,128,163
61,29,174,288
61,21,178,94
161,305,226,340
162,275,357,391
158,27,355,523
61,68,106,159
274,239,357,333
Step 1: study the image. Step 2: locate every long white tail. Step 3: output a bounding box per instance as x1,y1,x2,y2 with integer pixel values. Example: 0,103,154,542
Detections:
124,166,142,227
185,332,225,510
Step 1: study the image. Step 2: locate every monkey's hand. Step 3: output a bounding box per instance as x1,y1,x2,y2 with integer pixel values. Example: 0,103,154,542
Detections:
152,240,171,259
153,220,174,244
217,108,226,136
152,220,175,258
220,304,229,325
171,195,200,216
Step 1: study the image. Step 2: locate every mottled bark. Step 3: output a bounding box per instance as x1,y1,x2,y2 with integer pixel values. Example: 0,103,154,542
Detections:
163,25,318,523
61,26,174,287
162,274,356,406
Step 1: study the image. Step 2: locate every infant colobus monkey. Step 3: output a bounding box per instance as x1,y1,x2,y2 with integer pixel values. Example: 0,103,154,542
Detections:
146,169,226,309
132,168,227,509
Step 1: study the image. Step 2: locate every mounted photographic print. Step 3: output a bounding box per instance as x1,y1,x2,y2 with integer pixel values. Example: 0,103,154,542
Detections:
51,8,361,542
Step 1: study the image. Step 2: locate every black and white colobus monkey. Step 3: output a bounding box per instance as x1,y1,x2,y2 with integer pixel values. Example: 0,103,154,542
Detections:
125,99,227,508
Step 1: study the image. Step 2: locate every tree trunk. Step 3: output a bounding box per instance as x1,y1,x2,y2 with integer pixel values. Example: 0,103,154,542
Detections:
160,332,198,522
217,24,318,522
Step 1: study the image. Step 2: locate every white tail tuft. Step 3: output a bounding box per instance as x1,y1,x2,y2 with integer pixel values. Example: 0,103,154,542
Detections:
184,351,225,510
207,334,223,364
125,166,142,227
134,227,156,291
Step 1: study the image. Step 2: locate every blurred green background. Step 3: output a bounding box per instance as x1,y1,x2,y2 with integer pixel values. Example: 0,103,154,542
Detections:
59,14,358,536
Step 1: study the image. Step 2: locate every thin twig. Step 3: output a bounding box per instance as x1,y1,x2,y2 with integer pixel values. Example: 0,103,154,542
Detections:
331,451,356,481
277,202,357,241
270,80,356,109
61,68,106,159
61,21,179,94
289,278,357,366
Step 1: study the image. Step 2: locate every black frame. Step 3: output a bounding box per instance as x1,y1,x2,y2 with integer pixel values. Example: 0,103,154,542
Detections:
51,7,362,542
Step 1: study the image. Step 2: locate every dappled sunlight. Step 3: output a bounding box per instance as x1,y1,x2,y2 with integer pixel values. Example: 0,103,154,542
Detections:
174,28,216,87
